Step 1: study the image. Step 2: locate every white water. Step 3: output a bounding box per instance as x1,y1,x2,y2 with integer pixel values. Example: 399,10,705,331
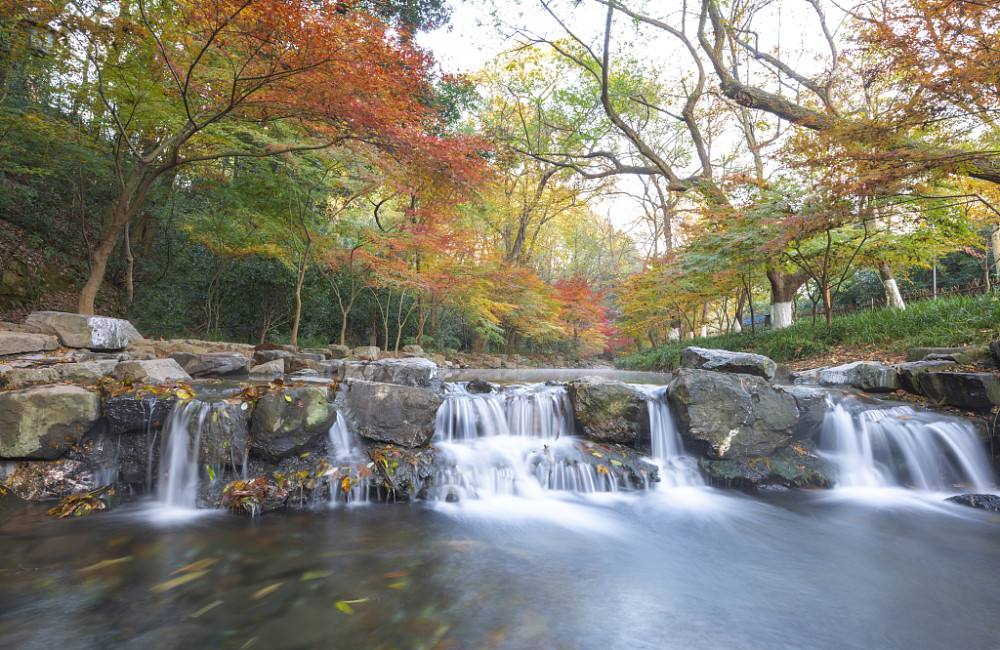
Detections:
328,411,359,461
640,386,704,488
820,398,995,492
156,401,206,510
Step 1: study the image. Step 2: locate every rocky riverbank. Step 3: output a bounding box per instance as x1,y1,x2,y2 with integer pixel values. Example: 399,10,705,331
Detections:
1,313,995,517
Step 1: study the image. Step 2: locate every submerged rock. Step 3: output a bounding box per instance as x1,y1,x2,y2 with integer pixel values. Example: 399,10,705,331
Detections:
0,385,100,459
919,372,1000,411
946,493,1000,512
25,311,142,350
698,444,830,490
818,361,899,392
250,387,336,461
337,380,443,448
566,377,648,446
667,368,799,459
680,346,777,380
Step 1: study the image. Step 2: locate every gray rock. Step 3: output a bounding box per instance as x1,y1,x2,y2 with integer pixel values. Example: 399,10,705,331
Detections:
0,386,100,459
698,444,830,489
327,344,351,359
907,345,991,364
342,357,440,389
183,401,251,467
0,366,59,389
337,380,442,448
102,394,176,436
566,377,647,446
667,369,800,459
818,361,899,392
113,359,192,384
896,360,959,395
25,311,142,350
991,341,1000,367
906,346,968,362
402,344,426,357
168,352,250,377
250,387,336,461
0,459,96,500
288,356,330,373
919,372,1000,411
789,368,822,385
299,347,332,359
777,384,828,439
253,349,295,365
0,360,118,389
466,379,495,394
249,359,284,380
680,346,777,380
0,331,60,357
946,493,1000,512
351,346,380,361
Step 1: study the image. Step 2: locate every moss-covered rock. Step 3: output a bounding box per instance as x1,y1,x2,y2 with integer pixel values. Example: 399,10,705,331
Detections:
250,387,335,461
567,377,648,445
698,444,831,490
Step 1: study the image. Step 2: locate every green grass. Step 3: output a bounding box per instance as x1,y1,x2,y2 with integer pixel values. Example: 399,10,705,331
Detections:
617,293,1000,371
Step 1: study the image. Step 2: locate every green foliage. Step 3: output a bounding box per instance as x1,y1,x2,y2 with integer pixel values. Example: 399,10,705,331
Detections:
619,293,1000,370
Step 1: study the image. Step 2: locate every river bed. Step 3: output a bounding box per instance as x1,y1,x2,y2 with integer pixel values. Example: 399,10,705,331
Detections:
2,489,998,649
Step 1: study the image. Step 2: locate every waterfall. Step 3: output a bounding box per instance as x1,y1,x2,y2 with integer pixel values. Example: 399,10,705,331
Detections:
430,383,619,499
157,401,205,510
328,411,359,461
820,398,995,491
640,386,704,488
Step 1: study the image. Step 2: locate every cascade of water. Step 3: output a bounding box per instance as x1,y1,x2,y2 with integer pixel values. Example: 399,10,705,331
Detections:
820,397,996,491
640,387,704,488
328,411,359,460
157,401,206,509
433,383,573,442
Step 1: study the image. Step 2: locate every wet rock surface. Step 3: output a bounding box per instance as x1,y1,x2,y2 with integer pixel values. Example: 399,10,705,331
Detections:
668,368,799,458
896,360,959,395
0,385,101,459
818,361,899,392
680,346,777,380
342,357,441,389
337,380,443,448
918,372,1000,411
168,352,250,378
250,387,336,461
566,377,648,445
699,444,830,490
946,493,1000,512
102,393,176,436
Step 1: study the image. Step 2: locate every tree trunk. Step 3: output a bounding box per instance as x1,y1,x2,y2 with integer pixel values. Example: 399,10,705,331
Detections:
877,262,906,310
766,269,806,329
289,245,310,347
991,224,1000,282
123,222,134,305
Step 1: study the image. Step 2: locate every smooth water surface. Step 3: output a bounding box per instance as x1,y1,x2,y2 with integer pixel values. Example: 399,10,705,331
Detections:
440,367,671,385
2,492,999,650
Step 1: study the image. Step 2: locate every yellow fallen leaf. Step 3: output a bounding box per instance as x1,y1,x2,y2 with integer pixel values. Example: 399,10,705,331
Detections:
335,598,368,615
283,394,293,403
189,600,224,619
78,556,133,573
151,570,208,593
301,570,332,581
172,558,218,575
252,583,282,600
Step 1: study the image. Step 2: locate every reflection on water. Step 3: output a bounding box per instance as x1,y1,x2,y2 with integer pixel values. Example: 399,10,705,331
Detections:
2,493,999,650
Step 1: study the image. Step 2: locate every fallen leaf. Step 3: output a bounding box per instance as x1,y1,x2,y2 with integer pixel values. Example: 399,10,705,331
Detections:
252,583,282,600
189,600,224,619
78,556,132,573
335,598,368,615
172,558,218,575
301,570,333,581
151,570,208,593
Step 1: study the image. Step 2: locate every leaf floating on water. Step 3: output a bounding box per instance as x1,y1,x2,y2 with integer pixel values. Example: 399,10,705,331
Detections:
251,583,282,600
387,579,409,590
78,556,133,573
189,600,224,619
610,459,623,467
172,558,218,575
283,394,293,403
301,570,333,581
590,451,603,458
240,637,258,649
335,598,368,615
151,570,208,593
382,570,409,579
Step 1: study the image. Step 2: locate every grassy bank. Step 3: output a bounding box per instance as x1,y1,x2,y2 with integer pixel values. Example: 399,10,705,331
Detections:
618,294,1000,371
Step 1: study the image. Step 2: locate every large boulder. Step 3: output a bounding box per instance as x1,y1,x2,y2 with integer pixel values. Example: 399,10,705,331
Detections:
698,444,830,489
174,401,250,467
250,387,336,461
249,359,284,380
566,377,647,445
0,331,59,357
337,380,443,448
113,359,191,384
102,393,176,436
402,344,426,357
680,346,777,380
918,372,1000,411
327,344,351,359
0,360,118,389
253,349,295,365
168,352,250,378
896,360,958,395
778,384,828,439
946,493,1000,512
0,386,100,459
351,346,380,361
667,368,800,459
25,311,142,350
907,345,991,364
818,361,899,392
342,358,440,389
